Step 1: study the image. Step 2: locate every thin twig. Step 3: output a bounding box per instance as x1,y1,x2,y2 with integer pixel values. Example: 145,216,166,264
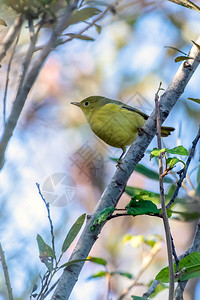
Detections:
118,244,161,300
0,242,14,300
0,15,24,64
155,83,174,300
3,27,21,125
42,279,59,300
143,279,160,298
59,6,111,45
107,273,111,300
170,233,179,272
166,125,200,209
16,20,41,95
36,183,55,253
34,1,116,52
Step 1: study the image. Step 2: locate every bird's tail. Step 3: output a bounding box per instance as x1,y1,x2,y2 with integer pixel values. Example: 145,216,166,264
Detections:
161,126,175,137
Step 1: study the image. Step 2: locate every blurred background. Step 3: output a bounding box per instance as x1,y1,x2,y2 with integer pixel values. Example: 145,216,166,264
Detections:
0,0,200,299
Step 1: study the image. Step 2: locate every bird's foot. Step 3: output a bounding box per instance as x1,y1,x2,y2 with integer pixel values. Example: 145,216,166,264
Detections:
116,159,125,171
138,127,148,136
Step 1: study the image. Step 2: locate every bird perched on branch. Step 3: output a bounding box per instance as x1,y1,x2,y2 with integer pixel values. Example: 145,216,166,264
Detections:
71,96,174,166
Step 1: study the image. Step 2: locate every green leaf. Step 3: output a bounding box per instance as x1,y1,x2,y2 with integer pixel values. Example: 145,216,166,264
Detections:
145,234,163,248
192,40,200,50
62,213,86,253
37,234,56,259
123,233,162,248
95,24,102,34
148,281,168,298
125,186,176,204
150,147,167,159
172,210,200,221
166,208,173,218
69,7,102,25
125,187,161,203
168,0,200,13
36,234,55,271
87,271,107,280
85,0,109,6
60,258,90,269
175,55,193,62
90,207,115,231
66,0,71,4
110,271,133,279
110,160,172,183
188,97,200,104
87,256,107,266
166,157,185,169
156,252,200,283
131,296,148,300
65,33,95,41
126,198,159,216
164,46,187,55
135,163,173,183
60,256,106,269
31,284,38,294
123,234,144,247
166,146,188,155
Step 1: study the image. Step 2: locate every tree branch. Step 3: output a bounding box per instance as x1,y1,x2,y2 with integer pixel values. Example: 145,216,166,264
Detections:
0,15,23,64
3,26,21,125
155,84,174,300
51,38,200,300
0,4,77,170
0,2,114,171
118,243,161,300
0,242,13,300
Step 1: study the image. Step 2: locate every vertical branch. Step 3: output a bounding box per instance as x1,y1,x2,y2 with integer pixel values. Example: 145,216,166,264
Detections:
36,183,55,254
155,83,175,300
3,28,21,125
0,15,24,64
0,242,14,300
166,125,200,209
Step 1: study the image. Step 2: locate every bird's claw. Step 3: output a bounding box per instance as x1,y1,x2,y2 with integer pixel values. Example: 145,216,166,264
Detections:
116,159,125,171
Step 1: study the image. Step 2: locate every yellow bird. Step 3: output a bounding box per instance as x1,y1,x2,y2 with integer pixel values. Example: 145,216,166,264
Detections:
71,96,174,164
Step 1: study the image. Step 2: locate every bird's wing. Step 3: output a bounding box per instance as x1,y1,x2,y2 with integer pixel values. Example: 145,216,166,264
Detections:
121,105,149,120
102,101,149,120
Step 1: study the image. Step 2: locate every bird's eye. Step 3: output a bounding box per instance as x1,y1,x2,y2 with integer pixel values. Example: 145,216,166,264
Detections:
84,101,89,107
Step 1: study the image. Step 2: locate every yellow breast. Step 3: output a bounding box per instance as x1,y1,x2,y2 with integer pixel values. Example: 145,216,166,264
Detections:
87,103,145,149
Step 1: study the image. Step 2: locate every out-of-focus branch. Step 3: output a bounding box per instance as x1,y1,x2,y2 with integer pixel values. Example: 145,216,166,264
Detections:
3,27,21,124
34,2,118,52
52,38,200,300
0,242,13,300
0,15,23,64
0,2,114,171
118,244,161,300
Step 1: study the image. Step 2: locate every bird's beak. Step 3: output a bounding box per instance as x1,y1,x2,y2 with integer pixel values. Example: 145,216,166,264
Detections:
71,102,81,107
